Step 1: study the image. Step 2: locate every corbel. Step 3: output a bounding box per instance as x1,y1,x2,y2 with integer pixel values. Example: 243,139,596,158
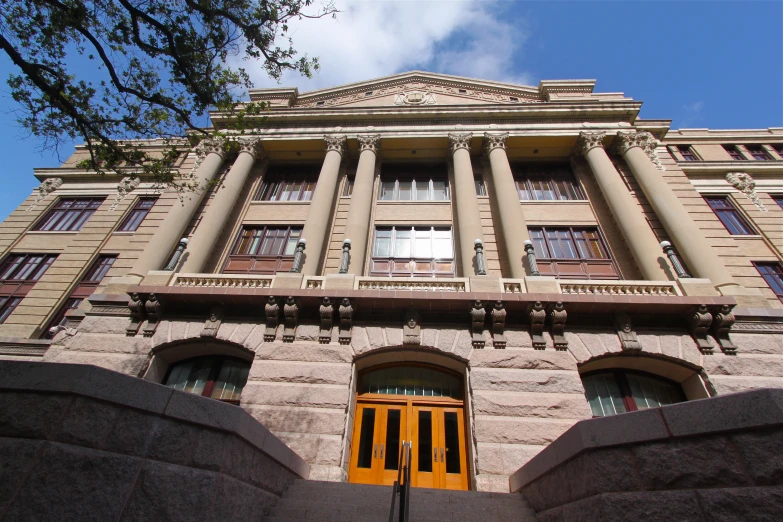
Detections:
549,302,568,351
403,307,421,346
126,293,146,336
490,301,506,349
200,304,224,338
528,301,546,350
338,298,353,345
283,297,299,343
319,297,334,344
142,293,162,337
470,300,486,349
613,312,642,351
711,305,737,355
264,296,280,342
687,304,714,354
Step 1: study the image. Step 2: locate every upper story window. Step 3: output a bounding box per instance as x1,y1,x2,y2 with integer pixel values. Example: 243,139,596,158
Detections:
745,145,771,161
723,145,746,160
772,196,783,209
772,144,783,157
35,198,103,232
118,198,156,232
474,175,487,196
677,145,698,161
163,356,250,404
378,165,449,202
371,226,454,277
224,225,301,274
754,262,783,301
704,196,755,235
0,253,57,324
254,168,318,202
514,165,585,201
343,177,354,197
582,370,685,417
528,227,618,279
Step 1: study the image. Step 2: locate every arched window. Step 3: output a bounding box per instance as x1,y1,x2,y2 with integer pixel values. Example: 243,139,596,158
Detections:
163,356,250,404
359,365,462,399
582,370,685,417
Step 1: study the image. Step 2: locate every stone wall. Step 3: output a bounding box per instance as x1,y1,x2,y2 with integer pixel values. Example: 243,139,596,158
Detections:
0,360,308,520
509,388,783,520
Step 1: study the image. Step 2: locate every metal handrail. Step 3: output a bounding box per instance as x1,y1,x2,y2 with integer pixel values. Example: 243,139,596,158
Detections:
388,440,412,522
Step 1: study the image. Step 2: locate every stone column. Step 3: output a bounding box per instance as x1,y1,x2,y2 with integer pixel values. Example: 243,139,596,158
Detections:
342,135,379,275
300,135,347,276
576,132,668,281
484,133,528,278
449,133,485,276
129,139,225,278
180,138,263,273
615,131,735,286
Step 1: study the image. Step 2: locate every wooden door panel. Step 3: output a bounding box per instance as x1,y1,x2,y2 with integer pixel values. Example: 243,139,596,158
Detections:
411,406,439,489
348,404,380,484
378,405,406,486
439,408,469,491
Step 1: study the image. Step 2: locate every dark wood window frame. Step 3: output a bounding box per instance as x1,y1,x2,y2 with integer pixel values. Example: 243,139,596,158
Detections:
704,196,755,235
117,197,156,232
723,145,746,160
163,355,251,405
34,198,104,232
745,145,771,161
677,145,698,161
224,225,302,274
772,195,783,210
581,369,686,418
0,253,57,324
753,261,783,301
513,165,585,201
254,168,319,202
377,173,450,202
370,226,455,277
528,226,619,280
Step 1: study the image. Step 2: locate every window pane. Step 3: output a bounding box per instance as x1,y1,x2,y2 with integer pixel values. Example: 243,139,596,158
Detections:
301,180,315,201
210,359,250,402
374,229,392,257
356,408,376,469
433,179,449,200
444,412,461,474
384,409,402,470
0,297,22,324
414,228,432,258
380,180,396,201
394,229,411,257
397,180,412,201
474,178,486,197
517,180,531,200
415,180,430,201
528,229,549,258
583,374,626,417
417,410,433,473
284,229,301,255
432,229,453,259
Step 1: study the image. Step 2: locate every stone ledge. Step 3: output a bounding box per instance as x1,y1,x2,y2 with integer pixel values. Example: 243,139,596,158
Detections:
0,337,51,357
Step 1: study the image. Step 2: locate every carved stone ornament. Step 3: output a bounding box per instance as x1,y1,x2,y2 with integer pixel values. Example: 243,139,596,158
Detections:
711,305,737,355
613,312,642,351
575,131,606,156
264,296,280,342
615,131,664,171
237,138,264,159
319,297,334,344
142,293,162,337
725,172,767,211
28,178,63,211
687,304,715,354
448,133,473,154
403,307,421,346
189,139,225,176
282,297,299,343
324,135,347,156
529,301,547,350
483,132,509,154
357,134,381,154
393,91,436,106
470,300,486,349
491,301,507,349
126,293,146,336
109,177,140,211
549,302,568,351
200,305,224,338
338,298,353,345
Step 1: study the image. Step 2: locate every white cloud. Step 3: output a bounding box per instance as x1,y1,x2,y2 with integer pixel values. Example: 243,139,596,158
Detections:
237,0,532,92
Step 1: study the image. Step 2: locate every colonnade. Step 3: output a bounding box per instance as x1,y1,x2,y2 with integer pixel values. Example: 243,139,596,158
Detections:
129,130,735,287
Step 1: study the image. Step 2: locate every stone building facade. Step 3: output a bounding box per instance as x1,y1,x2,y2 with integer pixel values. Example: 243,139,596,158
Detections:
0,71,781,492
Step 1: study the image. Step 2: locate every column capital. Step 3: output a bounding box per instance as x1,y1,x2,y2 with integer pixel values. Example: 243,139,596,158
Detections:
324,135,347,155
357,134,381,154
236,137,264,159
448,132,473,153
195,138,225,159
614,131,664,171
483,132,509,153
575,131,606,156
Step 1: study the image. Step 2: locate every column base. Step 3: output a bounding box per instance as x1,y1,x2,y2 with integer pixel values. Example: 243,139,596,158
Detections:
468,276,502,293
324,274,356,290
524,276,560,294
102,274,144,295
676,278,720,297
271,273,305,289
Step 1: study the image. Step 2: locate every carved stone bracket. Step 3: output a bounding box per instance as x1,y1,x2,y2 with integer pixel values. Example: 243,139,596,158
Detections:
264,296,280,342
237,138,264,159
726,172,767,211
470,300,486,349
200,305,224,338
529,301,546,350
357,134,381,154
615,131,664,171
711,305,737,355
575,131,606,156
126,293,146,336
549,302,568,351
688,305,714,354
142,293,162,337
490,301,507,349
403,307,421,346
283,297,299,343
448,133,473,153
319,297,334,344
613,312,642,351
338,298,353,345
324,135,347,156
483,132,509,154
28,178,63,211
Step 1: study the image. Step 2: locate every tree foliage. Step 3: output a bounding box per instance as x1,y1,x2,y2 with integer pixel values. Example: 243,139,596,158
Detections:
0,0,335,191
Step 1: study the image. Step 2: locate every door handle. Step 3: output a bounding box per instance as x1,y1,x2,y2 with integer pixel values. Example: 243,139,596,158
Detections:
434,447,438,461
380,444,385,459
373,444,378,458
440,447,445,462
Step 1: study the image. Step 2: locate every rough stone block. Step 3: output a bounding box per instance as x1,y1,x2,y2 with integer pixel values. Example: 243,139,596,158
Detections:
255,343,353,363
567,490,705,522
435,329,458,351
421,328,437,347
0,391,72,439
477,442,505,474
566,448,643,504
241,383,349,409
71,333,152,354
730,426,783,485
0,438,45,514
78,316,131,335
659,334,681,358
295,324,320,342
146,416,200,466
215,322,238,341
710,376,783,395
164,388,245,432
470,368,585,394
475,473,510,493
474,416,574,445
453,330,473,359
505,329,534,349
207,475,277,522
191,429,231,472
245,406,346,436
472,391,591,419
350,327,370,354
703,354,783,377
470,350,577,371
48,351,150,377
385,327,403,347
731,333,783,354
366,327,386,349
500,444,544,475
696,485,783,522
104,408,159,458
228,323,258,346
249,361,351,385
56,396,122,448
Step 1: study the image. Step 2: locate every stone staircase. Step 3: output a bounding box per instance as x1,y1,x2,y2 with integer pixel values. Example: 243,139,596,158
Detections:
262,479,537,522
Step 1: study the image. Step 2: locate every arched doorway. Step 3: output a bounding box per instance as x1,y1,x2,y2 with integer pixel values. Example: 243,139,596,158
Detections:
348,364,469,490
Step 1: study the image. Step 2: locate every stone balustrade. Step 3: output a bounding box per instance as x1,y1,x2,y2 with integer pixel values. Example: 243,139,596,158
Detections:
558,279,681,296
171,273,274,288
355,277,469,292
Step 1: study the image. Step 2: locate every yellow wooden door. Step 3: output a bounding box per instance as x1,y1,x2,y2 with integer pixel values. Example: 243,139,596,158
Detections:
410,405,468,490
349,403,407,485
437,407,469,490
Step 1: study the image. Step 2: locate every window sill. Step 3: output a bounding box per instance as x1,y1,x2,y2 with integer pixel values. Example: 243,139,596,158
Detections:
25,231,80,235
519,200,590,204
249,201,312,205
376,200,451,205
731,234,763,239
112,231,136,235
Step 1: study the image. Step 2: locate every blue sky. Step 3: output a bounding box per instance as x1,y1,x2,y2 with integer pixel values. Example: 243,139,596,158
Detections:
0,0,780,219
